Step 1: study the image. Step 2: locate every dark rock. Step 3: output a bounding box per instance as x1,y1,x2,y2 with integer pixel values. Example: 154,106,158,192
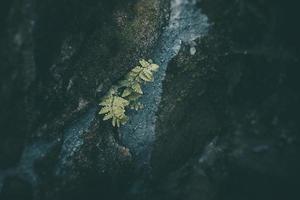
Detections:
0,176,33,200
0,0,168,199
1,0,300,200
144,0,300,200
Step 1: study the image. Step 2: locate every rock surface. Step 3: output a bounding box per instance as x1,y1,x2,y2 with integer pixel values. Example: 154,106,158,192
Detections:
1,0,300,200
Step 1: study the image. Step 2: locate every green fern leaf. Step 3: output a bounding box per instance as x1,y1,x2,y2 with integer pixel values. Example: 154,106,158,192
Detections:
131,83,143,94
103,113,113,120
149,63,159,71
99,106,110,114
122,88,132,97
139,59,150,68
141,69,153,81
99,58,159,127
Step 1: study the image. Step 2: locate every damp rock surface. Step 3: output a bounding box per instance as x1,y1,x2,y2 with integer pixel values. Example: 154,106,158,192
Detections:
120,0,209,173
1,0,300,200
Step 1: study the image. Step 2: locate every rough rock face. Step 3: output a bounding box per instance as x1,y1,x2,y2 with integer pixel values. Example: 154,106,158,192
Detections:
148,0,300,200
0,0,299,200
0,0,168,199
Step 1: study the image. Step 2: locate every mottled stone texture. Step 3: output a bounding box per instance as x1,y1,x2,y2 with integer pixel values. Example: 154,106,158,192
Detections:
0,0,167,199
148,0,300,200
0,0,299,200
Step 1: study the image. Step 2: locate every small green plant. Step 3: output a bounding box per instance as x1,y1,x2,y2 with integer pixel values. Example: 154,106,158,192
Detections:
99,59,159,127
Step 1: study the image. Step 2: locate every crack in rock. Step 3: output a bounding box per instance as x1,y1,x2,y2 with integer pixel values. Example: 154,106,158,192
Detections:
55,106,97,175
0,106,97,194
0,141,56,195
119,0,209,173
0,0,209,194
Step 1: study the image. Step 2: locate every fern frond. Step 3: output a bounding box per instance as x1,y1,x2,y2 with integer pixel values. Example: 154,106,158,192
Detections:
99,59,159,127
99,92,129,127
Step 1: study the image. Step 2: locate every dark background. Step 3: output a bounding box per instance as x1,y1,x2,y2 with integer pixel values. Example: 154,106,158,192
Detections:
0,0,300,200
